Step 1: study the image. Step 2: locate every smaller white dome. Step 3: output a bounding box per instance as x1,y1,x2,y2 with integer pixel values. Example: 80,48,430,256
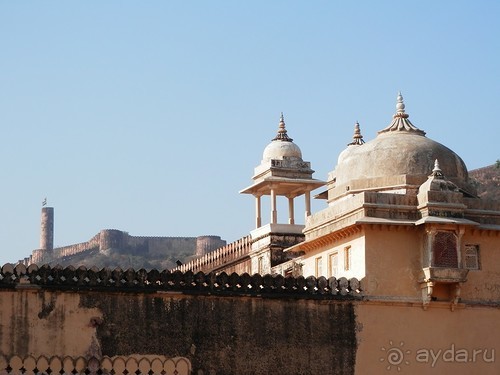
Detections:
262,113,303,161
263,140,303,161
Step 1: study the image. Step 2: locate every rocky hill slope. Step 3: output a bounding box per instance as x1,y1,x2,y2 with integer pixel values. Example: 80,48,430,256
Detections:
469,162,500,201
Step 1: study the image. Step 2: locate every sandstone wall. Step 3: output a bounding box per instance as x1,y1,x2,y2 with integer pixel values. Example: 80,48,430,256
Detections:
1,264,499,374
0,264,359,375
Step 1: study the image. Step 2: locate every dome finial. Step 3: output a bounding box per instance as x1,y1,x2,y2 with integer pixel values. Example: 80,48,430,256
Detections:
378,92,426,136
431,159,444,178
272,112,293,142
348,121,365,146
396,91,405,113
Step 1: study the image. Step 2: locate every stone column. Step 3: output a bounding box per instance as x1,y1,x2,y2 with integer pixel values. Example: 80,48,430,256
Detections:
305,191,311,219
271,189,277,224
288,197,295,225
255,195,262,228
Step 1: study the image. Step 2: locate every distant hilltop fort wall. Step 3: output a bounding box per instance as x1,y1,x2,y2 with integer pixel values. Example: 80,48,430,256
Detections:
27,207,226,265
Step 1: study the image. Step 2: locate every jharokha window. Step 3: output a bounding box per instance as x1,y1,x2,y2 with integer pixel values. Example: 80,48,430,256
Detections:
432,231,458,268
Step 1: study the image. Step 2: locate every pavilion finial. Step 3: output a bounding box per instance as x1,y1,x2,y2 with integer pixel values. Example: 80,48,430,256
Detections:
272,112,293,142
378,92,426,135
348,121,365,146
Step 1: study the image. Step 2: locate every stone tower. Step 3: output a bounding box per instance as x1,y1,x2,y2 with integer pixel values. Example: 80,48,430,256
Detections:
40,206,54,251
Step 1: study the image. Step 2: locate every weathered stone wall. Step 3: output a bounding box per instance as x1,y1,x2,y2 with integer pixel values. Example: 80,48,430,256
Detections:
81,294,357,375
0,264,360,375
2,264,499,374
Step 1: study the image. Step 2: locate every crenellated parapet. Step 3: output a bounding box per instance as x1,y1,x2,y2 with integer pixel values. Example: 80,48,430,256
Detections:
0,263,363,298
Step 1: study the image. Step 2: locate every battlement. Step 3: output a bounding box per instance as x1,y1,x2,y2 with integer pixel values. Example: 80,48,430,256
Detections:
1,263,363,298
28,229,226,265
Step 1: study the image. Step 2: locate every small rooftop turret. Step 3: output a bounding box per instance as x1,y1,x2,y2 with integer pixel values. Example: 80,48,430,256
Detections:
240,113,325,228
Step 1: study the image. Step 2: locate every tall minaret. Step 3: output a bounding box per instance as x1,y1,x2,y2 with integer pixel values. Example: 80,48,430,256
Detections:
39,199,54,252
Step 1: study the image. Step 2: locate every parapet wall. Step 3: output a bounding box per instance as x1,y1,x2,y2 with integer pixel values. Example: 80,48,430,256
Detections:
53,233,101,259
2,263,499,374
0,263,360,375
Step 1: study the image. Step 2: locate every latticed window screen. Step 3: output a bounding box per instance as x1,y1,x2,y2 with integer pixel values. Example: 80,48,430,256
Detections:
432,231,458,267
464,245,480,270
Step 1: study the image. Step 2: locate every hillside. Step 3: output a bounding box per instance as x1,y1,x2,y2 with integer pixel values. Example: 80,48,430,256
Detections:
469,162,500,201
45,247,193,271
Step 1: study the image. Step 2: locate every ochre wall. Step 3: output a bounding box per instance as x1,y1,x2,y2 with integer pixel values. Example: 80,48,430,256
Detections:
0,290,100,358
364,225,422,299
460,230,500,303
2,284,499,374
0,288,357,375
300,233,365,279
356,302,500,375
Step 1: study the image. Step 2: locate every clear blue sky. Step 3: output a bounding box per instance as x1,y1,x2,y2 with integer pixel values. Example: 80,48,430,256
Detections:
0,1,498,265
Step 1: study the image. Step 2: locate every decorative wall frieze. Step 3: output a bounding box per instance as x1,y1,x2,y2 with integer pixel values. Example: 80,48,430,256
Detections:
0,354,191,375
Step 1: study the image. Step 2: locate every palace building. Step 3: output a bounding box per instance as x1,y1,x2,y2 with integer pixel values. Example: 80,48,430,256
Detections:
177,93,500,311
2,93,500,374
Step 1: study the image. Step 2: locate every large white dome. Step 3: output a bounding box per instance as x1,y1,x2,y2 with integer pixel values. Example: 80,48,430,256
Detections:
330,94,473,199
335,132,468,185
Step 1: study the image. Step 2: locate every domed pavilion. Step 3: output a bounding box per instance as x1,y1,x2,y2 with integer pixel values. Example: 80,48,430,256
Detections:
177,93,500,312
278,93,500,310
